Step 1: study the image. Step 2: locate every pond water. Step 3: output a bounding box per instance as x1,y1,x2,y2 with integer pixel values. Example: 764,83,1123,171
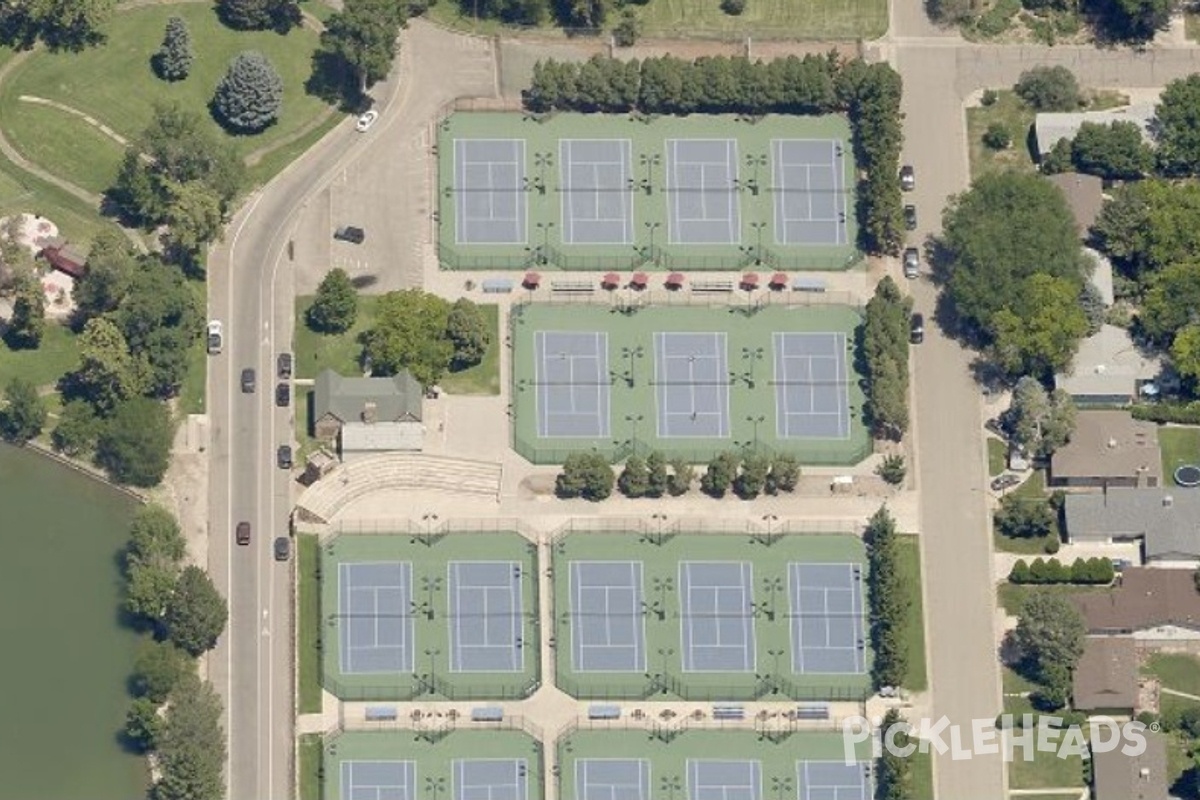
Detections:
0,444,147,800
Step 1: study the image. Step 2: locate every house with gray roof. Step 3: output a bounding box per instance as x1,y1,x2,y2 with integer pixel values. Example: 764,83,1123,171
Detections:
1065,489,1200,565
1073,637,1137,712
1055,324,1162,406
1092,730,1169,800
1047,172,1104,236
1034,104,1156,157
313,369,424,459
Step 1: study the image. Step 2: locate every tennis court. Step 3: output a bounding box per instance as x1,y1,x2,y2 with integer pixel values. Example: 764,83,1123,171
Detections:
666,139,741,245
560,139,634,245
454,139,527,245
569,561,647,673
678,561,756,673
448,561,525,673
534,331,611,438
575,759,651,800
454,759,529,800
789,563,866,675
341,761,416,800
771,140,848,246
796,762,871,800
653,332,731,439
687,760,761,800
338,562,414,675
772,332,850,440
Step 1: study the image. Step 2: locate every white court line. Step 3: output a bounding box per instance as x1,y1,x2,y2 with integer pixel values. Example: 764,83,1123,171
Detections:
832,138,847,245
594,332,605,438
727,139,741,244
715,332,730,437
509,563,522,672
789,563,805,674
561,139,574,244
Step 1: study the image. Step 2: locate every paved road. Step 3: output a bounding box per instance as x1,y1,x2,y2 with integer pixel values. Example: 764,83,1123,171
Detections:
206,20,497,800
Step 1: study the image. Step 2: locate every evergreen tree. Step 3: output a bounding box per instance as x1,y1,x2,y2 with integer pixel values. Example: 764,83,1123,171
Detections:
667,457,694,496
306,268,358,333
155,16,193,81
766,454,800,494
216,0,301,30
733,453,770,498
700,451,740,497
866,506,911,690
6,276,45,349
617,454,649,498
875,709,912,800
154,673,225,800
212,51,284,133
645,450,669,498
165,566,228,656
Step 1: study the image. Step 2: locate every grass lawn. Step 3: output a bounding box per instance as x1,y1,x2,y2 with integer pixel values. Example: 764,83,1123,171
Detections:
967,91,1038,179
298,733,322,800
1004,693,1036,716
897,535,928,692
293,295,378,380
1165,731,1193,789
176,280,208,417
1003,663,1039,695
997,582,1105,615
439,304,500,396
908,749,934,800
0,322,78,390
1008,743,1084,789
1159,425,1200,486
0,4,334,194
298,533,322,714
987,436,1006,477
1187,11,1200,41
993,470,1060,554
1,102,126,196
1145,653,1200,696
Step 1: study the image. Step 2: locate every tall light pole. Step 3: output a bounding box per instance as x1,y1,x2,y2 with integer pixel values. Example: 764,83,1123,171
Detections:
742,346,764,388
621,345,644,387
747,414,765,450
639,153,660,195
626,413,644,455
749,221,767,263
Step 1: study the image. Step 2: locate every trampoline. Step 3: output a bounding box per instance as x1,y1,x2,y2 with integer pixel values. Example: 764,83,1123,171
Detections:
1175,464,1200,487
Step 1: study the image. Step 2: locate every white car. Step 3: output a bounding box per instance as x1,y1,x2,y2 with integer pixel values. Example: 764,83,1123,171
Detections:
206,320,223,355
355,110,379,132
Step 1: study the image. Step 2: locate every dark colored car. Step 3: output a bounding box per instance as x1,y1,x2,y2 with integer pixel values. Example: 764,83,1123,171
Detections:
334,225,365,244
991,474,1021,492
277,352,293,379
910,312,925,344
241,368,256,393
274,537,291,561
277,445,293,469
236,521,251,545
904,204,917,230
275,382,290,408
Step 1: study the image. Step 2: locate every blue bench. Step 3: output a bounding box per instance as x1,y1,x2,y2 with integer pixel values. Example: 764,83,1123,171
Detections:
471,706,504,722
482,278,514,294
795,704,830,720
365,706,398,721
712,705,745,720
792,277,828,293
588,704,621,720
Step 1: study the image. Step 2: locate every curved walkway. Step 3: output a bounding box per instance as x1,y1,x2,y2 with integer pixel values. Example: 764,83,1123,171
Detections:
18,95,130,147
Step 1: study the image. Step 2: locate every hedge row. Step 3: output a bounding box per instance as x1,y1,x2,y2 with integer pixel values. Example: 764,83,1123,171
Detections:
1131,402,1200,425
1009,556,1115,585
522,54,904,255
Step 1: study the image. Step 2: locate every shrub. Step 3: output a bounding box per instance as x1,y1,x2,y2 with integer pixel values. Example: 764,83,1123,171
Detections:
1044,536,1060,554
667,458,694,496
875,454,907,485
720,0,746,14
1014,65,1081,111
981,89,999,106
1131,402,1200,425
611,7,641,46
983,122,1012,150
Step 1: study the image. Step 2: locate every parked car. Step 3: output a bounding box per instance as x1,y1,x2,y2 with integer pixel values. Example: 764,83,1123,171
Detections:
1111,558,1134,571
277,445,293,470
241,368,256,393
903,247,920,279
991,474,1021,492
355,110,379,132
277,352,292,379
900,165,915,191
274,536,291,561
910,312,925,344
904,204,917,230
236,521,251,545
334,225,365,244
275,382,290,408
206,320,223,355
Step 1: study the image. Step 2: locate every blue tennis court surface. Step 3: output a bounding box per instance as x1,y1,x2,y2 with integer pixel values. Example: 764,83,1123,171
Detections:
535,331,611,438
341,761,416,800
796,761,870,800
454,759,529,800
687,760,761,800
789,563,865,674
448,561,525,673
771,139,848,246
653,332,730,439
454,139,527,245
772,332,850,440
679,562,756,673
339,562,414,675
560,139,634,245
666,139,741,245
570,561,647,673
575,759,651,800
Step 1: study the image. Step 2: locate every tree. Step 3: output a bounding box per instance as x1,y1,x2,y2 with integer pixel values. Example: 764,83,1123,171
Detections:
0,377,46,443
6,276,44,349
445,298,490,369
154,16,193,81
124,697,164,753
212,51,284,133
51,398,101,455
165,566,228,656
1012,592,1086,686
131,639,192,704
1014,66,1081,112
700,451,740,497
165,180,225,266
307,268,358,334
321,0,407,97
767,454,800,494
0,0,115,50
154,672,225,800
1079,281,1106,336
995,495,1056,539
114,260,202,398
1140,261,1200,347
876,454,906,486
73,230,135,321
1093,0,1174,46
1156,75,1200,176
1069,120,1153,180
127,504,187,570
216,0,301,31
363,290,454,387
1172,324,1200,387
990,274,1088,379
645,450,668,498
556,452,613,501
667,457,694,496
983,122,1011,150
611,7,640,46
875,709,912,799
866,506,911,690
63,317,147,414
617,454,649,498
96,397,173,487
1040,137,1074,174
1090,180,1200,280
733,452,770,498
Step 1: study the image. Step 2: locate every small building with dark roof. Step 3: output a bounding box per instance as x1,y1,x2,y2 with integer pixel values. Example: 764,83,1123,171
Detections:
1073,637,1138,712
1092,730,1169,800
1047,172,1104,236
312,369,424,459
1073,568,1200,642
38,243,87,279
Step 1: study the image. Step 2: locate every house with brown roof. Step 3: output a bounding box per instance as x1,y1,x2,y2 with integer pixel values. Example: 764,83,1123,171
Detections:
1047,172,1104,236
1073,568,1200,645
1073,637,1137,712
38,243,87,279
1092,730,1169,800
1049,410,1162,488
1055,324,1162,406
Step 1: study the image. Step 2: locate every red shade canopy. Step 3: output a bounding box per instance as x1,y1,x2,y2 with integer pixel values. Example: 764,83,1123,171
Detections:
742,272,760,288
630,271,649,286
770,272,788,287
602,272,621,286
666,272,685,285
523,271,541,286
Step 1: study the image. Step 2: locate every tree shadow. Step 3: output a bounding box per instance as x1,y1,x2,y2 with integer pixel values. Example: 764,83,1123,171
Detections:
305,50,362,113
350,275,377,290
